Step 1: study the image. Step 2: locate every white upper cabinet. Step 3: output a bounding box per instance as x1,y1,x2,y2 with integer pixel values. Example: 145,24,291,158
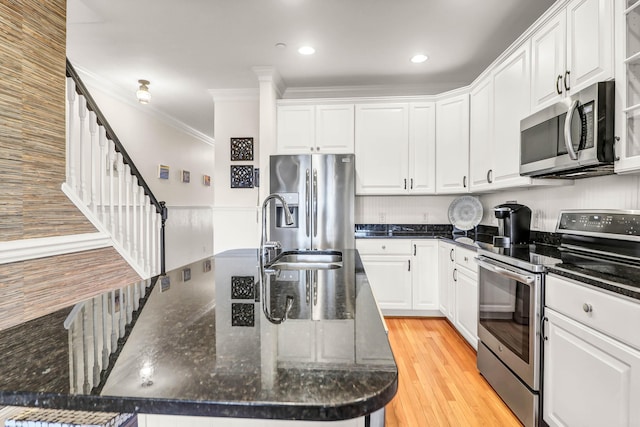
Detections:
491,42,533,188
408,102,436,194
531,0,613,112
355,102,436,195
276,104,354,154
469,76,494,191
436,93,470,194
355,103,410,194
615,0,640,174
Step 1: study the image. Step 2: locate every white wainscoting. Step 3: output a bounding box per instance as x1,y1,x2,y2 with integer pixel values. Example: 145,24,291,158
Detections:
212,206,260,254
165,205,214,271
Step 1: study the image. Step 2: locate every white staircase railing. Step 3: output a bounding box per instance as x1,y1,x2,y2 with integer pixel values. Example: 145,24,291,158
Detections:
64,278,154,393
64,60,166,279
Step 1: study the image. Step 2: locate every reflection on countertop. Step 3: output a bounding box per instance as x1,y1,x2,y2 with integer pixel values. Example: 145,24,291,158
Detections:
0,249,397,422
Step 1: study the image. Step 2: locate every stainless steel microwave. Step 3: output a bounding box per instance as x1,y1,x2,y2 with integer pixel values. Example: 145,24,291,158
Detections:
519,81,615,179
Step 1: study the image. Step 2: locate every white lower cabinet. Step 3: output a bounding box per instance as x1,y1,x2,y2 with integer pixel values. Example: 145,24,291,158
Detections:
438,241,478,349
140,414,364,427
277,320,355,364
543,275,640,427
356,239,439,315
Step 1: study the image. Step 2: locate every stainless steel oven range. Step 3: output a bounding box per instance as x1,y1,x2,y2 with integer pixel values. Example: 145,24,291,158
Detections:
475,244,560,427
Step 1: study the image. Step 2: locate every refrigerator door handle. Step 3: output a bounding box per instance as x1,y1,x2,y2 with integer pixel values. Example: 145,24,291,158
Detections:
313,168,318,238
305,169,311,237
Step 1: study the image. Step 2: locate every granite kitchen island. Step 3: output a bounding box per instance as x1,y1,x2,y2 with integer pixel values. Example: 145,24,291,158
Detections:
0,249,397,426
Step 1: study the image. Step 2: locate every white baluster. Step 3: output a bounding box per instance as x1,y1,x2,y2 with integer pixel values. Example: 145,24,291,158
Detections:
92,298,100,387
78,96,88,202
108,141,116,235
125,165,132,252
119,288,126,338
133,280,140,311
117,153,125,244
139,186,146,266
81,305,90,393
101,293,110,367
110,290,118,350
132,176,138,262
89,111,98,214
98,127,107,222
126,285,133,324
66,78,77,189
68,323,77,393
145,196,151,274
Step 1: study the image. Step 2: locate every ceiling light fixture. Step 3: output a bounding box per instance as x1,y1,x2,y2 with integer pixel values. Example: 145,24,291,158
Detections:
136,79,151,104
411,54,428,64
298,46,315,55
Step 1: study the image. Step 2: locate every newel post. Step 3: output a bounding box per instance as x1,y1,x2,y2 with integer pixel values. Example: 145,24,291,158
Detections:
160,201,168,275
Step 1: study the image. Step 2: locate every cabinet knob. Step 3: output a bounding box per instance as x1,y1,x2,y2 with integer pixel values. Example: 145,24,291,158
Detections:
464,256,468,262
310,147,314,151
582,303,593,313
381,245,386,250
316,146,320,151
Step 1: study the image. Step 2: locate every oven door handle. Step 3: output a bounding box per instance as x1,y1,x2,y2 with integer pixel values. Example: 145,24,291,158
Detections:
476,258,535,284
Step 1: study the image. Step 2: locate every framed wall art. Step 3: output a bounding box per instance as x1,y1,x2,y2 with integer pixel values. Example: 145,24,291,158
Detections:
230,137,254,161
158,164,170,180
181,170,191,183
203,174,211,186
230,165,254,188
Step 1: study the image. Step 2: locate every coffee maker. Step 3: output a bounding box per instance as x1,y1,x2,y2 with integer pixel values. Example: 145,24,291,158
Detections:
492,202,531,247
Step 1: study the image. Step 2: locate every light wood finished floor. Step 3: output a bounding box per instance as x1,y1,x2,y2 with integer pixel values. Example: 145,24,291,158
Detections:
384,317,522,427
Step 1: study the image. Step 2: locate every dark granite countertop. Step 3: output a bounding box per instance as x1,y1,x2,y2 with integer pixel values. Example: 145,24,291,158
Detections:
0,249,397,421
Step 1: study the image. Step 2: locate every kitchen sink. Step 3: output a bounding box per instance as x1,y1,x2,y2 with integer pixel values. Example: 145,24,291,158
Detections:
267,250,342,270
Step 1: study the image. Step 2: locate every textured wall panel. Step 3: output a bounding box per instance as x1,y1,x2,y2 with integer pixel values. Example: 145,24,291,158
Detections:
0,247,140,331
0,0,95,241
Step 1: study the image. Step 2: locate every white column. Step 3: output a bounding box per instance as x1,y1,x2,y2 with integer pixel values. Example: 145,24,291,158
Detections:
78,96,88,202
66,78,77,189
89,111,98,214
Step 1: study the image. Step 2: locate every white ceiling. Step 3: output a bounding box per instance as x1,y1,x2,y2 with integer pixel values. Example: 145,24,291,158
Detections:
67,0,557,141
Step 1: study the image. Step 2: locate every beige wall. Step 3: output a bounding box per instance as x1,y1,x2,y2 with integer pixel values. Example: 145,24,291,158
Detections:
0,0,141,331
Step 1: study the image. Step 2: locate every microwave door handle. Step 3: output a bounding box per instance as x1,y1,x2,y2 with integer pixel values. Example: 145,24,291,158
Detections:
475,258,535,284
564,100,580,161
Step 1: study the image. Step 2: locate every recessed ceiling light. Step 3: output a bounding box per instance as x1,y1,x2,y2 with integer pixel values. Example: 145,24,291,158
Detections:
411,54,428,64
298,46,315,55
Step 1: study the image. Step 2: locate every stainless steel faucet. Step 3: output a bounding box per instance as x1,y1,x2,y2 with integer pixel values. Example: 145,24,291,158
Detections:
261,193,294,264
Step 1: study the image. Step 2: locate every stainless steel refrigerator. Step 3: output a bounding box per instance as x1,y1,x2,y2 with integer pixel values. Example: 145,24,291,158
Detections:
270,154,355,251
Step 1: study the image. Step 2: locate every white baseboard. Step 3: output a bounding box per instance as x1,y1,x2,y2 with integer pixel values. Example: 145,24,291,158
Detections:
0,232,111,264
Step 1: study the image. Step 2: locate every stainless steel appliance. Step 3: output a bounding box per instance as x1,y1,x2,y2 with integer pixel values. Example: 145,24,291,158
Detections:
476,245,560,427
270,154,355,250
493,202,532,247
520,81,615,179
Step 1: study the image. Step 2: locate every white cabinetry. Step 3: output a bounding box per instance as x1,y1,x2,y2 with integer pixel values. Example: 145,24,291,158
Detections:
435,93,469,194
277,320,355,364
357,239,439,315
469,76,493,191
531,0,613,112
276,104,354,154
438,241,456,323
355,102,435,195
438,241,478,349
543,275,640,427
615,0,640,173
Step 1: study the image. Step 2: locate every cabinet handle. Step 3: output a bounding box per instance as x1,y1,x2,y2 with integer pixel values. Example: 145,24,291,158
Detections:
410,178,414,189
450,248,454,262
453,268,457,282
541,316,548,341
463,176,467,188
413,244,417,256
408,259,411,271
487,169,493,184
556,75,563,95
404,178,407,190
564,70,571,91
582,303,593,313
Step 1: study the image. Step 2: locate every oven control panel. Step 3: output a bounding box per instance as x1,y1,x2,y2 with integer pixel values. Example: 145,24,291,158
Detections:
557,211,640,239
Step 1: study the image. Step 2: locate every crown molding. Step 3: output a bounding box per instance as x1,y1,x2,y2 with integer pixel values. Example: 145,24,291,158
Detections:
73,65,215,147
281,82,467,100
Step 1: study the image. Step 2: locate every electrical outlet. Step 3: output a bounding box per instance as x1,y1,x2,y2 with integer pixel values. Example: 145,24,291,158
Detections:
379,213,386,224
